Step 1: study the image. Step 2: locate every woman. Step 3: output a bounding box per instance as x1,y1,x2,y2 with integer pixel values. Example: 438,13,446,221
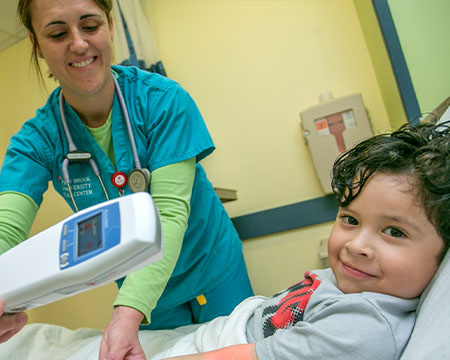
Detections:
0,0,253,358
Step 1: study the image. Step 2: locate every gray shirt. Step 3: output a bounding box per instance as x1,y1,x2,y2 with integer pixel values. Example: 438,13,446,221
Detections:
247,269,418,360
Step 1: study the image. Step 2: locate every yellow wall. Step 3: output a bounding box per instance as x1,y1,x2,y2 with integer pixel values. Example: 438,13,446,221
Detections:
142,0,391,296
353,0,407,129
0,0,393,330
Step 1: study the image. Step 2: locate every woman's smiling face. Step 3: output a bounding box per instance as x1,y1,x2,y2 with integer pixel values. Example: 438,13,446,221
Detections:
30,0,113,98
328,172,444,299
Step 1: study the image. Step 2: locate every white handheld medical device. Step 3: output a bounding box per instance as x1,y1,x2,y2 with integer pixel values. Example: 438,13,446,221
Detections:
0,192,162,313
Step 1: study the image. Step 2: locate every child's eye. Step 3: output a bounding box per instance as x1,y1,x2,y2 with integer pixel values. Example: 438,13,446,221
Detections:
340,215,358,226
384,227,405,238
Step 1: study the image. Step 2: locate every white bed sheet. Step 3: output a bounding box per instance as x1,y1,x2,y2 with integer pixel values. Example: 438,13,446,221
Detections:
0,322,199,360
5,250,450,360
0,296,264,360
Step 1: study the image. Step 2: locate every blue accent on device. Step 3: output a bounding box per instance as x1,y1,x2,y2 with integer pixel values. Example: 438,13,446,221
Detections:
59,202,121,269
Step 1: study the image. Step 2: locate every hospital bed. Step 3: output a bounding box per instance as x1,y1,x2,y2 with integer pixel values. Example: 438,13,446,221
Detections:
3,103,450,359
1,248,449,359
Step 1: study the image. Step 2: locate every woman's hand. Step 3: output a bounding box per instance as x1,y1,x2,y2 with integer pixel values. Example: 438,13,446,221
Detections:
99,306,146,360
0,301,28,343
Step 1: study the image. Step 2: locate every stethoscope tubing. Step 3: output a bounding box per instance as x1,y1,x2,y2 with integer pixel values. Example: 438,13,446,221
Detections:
59,73,142,211
112,75,143,171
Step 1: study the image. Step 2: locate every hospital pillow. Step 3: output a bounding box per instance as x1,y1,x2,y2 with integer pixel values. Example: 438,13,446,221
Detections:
400,249,450,359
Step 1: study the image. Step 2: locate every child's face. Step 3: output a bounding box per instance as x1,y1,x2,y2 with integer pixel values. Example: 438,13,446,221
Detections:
328,172,444,299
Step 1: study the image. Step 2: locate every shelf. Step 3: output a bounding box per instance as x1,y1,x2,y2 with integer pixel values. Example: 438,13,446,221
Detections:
214,187,237,203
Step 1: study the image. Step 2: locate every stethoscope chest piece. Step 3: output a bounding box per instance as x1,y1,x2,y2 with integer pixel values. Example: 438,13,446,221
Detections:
128,168,151,193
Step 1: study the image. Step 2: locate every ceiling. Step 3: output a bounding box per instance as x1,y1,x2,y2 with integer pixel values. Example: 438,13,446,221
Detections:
0,0,27,53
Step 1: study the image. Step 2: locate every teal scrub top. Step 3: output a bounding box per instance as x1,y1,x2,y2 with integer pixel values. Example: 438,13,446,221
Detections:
0,65,243,310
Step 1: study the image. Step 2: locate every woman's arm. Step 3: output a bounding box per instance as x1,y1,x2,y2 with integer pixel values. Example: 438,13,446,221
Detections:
100,158,196,360
112,157,196,322
0,192,36,342
0,191,38,254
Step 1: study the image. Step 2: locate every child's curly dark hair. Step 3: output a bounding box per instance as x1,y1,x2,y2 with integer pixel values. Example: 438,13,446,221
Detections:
331,121,450,256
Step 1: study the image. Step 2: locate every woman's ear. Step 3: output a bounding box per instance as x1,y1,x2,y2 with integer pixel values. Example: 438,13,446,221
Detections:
109,14,114,42
28,31,43,58
27,30,34,45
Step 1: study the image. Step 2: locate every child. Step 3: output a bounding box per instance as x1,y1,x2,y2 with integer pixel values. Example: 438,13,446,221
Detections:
153,121,449,360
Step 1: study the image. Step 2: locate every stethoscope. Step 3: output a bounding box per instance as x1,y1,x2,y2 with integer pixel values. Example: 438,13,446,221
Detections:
59,74,151,211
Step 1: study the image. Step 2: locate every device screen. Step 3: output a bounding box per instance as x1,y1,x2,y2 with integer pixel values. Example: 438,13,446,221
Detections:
77,213,103,257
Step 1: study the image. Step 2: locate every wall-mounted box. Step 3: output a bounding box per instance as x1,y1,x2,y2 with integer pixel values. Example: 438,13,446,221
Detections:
300,92,373,194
